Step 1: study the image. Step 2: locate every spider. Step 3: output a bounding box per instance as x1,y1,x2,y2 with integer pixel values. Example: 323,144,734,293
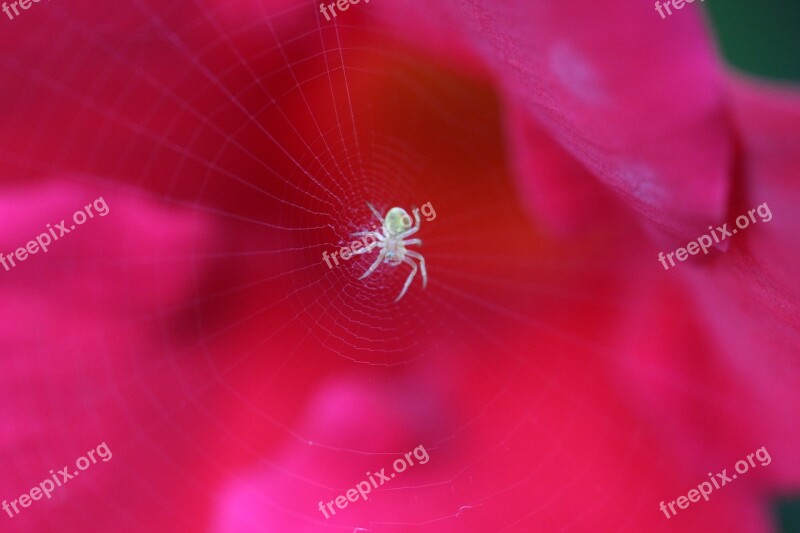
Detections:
351,203,427,302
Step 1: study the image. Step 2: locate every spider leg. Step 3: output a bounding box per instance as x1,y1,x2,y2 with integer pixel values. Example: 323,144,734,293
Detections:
350,230,385,240
398,209,421,238
358,248,386,280
405,250,427,289
394,257,418,302
351,231,385,256
366,203,385,225
402,238,422,247
351,239,381,255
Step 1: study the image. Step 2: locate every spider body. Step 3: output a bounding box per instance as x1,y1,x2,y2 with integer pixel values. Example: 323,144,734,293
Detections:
351,203,427,302
384,207,412,235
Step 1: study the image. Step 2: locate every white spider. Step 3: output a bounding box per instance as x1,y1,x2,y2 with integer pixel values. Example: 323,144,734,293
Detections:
351,203,427,302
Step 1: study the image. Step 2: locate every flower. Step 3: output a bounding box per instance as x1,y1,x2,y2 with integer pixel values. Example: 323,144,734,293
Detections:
0,1,797,531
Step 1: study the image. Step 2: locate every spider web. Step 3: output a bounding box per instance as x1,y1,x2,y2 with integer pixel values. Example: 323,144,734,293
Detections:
0,1,679,531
